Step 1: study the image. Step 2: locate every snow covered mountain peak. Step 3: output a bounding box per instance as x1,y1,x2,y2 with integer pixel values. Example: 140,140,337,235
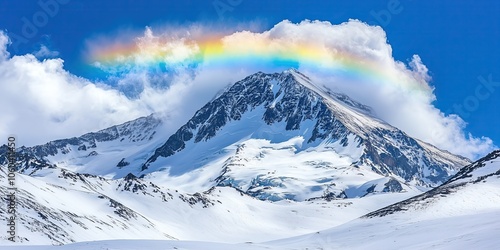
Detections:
136,70,469,201
143,70,382,165
2,70,469,203
283,68,373,113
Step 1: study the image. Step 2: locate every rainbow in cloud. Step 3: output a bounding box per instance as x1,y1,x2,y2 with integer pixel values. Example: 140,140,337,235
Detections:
88,30,429,94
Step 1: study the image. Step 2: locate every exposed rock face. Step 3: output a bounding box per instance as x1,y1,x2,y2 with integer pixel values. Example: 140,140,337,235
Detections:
144,70,469,187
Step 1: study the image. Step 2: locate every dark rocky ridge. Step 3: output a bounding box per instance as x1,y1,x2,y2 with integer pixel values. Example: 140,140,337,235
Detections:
143,70,469,186
364,150,500,218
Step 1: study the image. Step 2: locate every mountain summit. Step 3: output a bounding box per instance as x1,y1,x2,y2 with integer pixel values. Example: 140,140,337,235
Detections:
134,69,469,200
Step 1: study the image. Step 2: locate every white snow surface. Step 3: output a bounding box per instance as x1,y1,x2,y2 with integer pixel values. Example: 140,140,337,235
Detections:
4,152,499,249
0,159,419,245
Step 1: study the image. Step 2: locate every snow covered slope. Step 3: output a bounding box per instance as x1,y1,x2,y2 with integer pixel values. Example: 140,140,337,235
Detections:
0,163,419,245
266,150,500,249
0,69,473,246
364,150,500,218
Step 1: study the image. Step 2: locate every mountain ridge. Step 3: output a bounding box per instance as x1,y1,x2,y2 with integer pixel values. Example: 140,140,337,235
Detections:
364,149,500,218
141,69,469,188
1,70,470,203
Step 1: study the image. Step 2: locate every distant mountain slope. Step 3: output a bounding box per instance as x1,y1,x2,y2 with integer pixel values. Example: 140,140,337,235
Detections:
264,150,500,250
364,150,500,218
0,114,165,178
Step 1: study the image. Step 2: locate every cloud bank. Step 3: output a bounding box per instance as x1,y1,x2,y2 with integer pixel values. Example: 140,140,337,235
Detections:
0,20,495,159
0,31,149,146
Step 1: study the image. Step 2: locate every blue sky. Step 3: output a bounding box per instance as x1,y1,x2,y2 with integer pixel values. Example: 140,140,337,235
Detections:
0,0,498,157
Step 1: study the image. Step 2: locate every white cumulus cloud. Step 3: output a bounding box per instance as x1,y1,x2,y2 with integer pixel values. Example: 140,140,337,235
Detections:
0,32,151,146
0,19,495,160
214,20,495,159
